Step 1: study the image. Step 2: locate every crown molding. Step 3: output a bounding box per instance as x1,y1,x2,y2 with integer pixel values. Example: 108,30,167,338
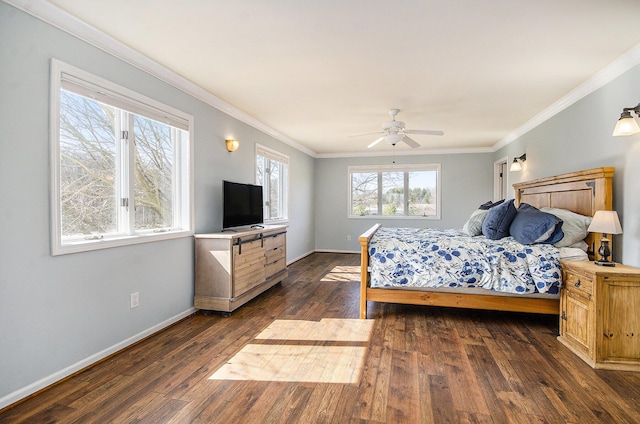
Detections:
4,0,317,158
493,42,640,151
316,146,494,159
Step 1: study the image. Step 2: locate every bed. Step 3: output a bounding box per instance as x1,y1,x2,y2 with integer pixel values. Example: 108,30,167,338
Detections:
358,167,614,318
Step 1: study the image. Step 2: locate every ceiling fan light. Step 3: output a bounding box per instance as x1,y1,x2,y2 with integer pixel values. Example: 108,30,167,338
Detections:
386,133,403,145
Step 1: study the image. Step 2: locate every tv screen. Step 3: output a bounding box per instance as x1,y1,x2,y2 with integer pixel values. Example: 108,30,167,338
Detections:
223,181,264,229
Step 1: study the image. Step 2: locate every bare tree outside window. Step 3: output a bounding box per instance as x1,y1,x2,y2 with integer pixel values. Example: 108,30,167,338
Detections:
349,165,440,219
59,90,185,238
133,115,174,230
351,172,378,215
256,147,289,222
382,172,404,216
59,91,117,236
268,160,280,218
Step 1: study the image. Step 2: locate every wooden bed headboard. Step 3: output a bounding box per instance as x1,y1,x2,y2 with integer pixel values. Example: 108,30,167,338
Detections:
513,167,614,260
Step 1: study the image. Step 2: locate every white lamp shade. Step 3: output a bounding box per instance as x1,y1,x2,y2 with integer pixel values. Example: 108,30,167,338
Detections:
587,210,623,235
612,116,640,136
510,160,522,172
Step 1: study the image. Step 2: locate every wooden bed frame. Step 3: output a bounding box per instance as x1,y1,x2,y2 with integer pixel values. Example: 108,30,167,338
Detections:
358,167,614,318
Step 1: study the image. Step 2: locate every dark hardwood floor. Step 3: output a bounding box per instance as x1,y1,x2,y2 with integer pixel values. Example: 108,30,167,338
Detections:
2,252,640,423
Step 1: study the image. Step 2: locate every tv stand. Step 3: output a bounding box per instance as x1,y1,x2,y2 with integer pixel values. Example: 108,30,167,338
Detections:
194,225,287,314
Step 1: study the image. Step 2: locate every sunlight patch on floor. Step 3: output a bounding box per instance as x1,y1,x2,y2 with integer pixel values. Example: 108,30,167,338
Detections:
320,265,360,282
209,344,368,383
209,318,374,384
256,318,373,342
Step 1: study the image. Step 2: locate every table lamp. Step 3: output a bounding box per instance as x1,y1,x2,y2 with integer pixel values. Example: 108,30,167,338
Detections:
587,210,622,266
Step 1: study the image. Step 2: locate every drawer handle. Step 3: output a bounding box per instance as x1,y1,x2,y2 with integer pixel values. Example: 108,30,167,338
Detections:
574,279,581,288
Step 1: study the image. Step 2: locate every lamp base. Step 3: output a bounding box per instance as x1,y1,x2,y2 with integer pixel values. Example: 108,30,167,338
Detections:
594,260,615,267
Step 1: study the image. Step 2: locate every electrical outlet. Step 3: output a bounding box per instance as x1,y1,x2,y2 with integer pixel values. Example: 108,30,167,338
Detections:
347,235,352,241
130,292,140,309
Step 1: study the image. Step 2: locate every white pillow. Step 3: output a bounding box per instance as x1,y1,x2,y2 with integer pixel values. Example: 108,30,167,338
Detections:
541,207,592,248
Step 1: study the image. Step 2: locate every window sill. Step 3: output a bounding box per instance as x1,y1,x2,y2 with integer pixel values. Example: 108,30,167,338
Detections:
348,215,441,220
264,219,289,226
53,230,193,256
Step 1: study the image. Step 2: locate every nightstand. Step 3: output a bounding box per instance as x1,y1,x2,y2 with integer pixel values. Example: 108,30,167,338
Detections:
559,260,640,371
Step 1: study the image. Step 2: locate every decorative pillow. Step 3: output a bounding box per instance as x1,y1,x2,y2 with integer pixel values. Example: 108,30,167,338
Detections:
478,199,505,210
462,209,489,236
482,199,517,240
541,207,592,248
509,203,564,245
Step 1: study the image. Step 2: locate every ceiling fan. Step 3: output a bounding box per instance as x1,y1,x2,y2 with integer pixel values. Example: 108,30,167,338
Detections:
354,109,444,148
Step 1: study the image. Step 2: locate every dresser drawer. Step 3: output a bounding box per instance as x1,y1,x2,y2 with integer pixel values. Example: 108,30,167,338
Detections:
265,246,285,264
564,271,593,297
264,232,285,250
265,258,286,278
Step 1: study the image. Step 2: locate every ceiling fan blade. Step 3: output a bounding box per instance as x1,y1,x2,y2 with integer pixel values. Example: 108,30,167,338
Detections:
367,136,385,148
349,131,384,138
402,135,420,148
405,129,444,136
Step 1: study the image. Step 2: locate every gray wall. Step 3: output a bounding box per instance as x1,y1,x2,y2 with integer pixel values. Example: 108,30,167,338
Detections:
315,153,495,251
496,62,640,267
0,3,314,406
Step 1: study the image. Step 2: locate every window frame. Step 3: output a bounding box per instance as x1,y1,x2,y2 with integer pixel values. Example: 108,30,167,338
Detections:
255,144,289,224
348,163,441,220
50,59,194,255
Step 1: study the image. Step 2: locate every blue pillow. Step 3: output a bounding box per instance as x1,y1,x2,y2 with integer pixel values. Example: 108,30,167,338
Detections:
482,199,517,240
509,203,564,245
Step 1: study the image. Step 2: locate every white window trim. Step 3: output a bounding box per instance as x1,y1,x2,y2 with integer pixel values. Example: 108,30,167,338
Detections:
49,59,194,255
348,163,442,220
255,144,290,224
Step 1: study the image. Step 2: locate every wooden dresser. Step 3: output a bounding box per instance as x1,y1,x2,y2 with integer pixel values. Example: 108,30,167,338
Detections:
194,225,287,315
559,260,640,371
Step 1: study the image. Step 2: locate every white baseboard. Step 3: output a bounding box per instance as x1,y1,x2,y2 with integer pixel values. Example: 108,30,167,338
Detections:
0,307,197,410
314,248,360,254
286,249,360,266
286,250,315,265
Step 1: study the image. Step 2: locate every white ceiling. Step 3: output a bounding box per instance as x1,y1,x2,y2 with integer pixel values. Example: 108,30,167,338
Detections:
44,0,640,155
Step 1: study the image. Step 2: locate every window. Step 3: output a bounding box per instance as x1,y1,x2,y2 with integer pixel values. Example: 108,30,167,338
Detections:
256,144,289,222
50,60,193,255
349,164,441,219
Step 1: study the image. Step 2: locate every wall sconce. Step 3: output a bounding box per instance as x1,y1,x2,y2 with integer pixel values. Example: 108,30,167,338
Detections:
587,210,623,266
225,139,240,152
612,103,640,136
509,153,526,172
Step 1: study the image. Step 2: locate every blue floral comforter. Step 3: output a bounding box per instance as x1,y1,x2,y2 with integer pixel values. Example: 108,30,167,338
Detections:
369,227,561,294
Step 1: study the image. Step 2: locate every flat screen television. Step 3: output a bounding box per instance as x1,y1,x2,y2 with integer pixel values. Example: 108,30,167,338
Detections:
222,180,264,229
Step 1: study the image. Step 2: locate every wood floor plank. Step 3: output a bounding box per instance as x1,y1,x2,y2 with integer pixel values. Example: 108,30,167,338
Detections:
261,383,313,424
3,252,640,424
353,345,381,421
428,374,458,423
385,350,419,423
296,383,343,423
